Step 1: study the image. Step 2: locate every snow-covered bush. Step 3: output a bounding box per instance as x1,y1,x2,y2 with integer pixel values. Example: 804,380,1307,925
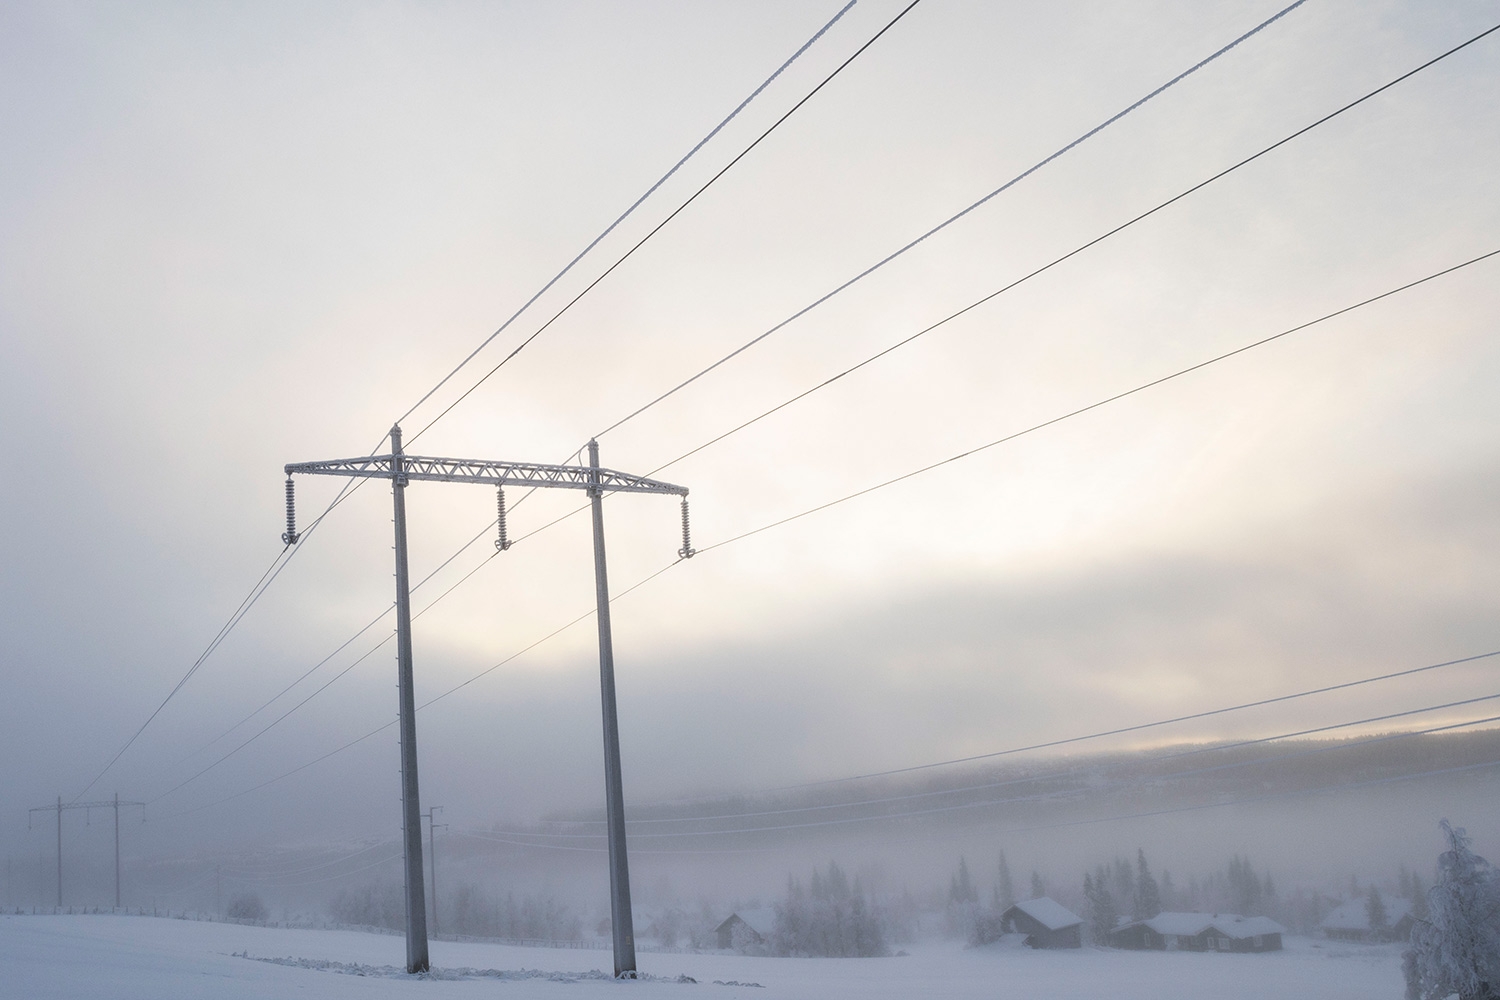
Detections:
328,882,404,931
225,893,268,923
772,862,887,957
1404,820,1500,1000
446,883,582,942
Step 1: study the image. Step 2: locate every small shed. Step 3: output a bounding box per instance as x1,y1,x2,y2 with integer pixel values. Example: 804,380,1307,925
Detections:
715,907,775,949
1321,898,1414,942
1110,912,1284,952
1000,897,1083,949
1206,914,1285,952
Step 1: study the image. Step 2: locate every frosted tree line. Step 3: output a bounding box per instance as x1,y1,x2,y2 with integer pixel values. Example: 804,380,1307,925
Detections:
770,861,889,957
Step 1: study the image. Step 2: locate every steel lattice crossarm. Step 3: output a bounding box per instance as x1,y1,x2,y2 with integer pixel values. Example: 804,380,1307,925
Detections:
285,453,688,496
29,800,143,814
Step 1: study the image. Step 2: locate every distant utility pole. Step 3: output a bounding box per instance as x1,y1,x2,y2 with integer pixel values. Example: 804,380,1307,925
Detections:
28,793,144,909
284,426,692,978
421,806,446,936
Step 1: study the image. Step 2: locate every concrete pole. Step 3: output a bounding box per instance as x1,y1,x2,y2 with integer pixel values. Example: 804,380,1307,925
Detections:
55,795,62,909
587,439,636,978
390,424,430,973
425,806,442,936
113,793,121,910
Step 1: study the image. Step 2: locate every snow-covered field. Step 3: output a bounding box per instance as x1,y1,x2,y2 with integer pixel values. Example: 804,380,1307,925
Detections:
0,914,1405,1000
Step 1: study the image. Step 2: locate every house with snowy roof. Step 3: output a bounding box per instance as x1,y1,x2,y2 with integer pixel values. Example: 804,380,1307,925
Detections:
1320,897,1414,942
999,897,1083,949
1109,912,1285,952
715,907,776,949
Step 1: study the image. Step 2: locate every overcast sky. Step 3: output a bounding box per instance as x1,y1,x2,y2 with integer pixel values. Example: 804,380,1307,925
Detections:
2,0,1498,872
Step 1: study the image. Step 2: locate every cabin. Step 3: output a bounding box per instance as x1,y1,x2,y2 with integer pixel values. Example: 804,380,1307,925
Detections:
715,907,775,949
1110,912,1284,952
999,897,1083,949
1321,898,1415,942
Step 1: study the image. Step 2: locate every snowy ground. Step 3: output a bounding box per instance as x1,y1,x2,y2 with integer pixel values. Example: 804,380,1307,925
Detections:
0,914,1406,1000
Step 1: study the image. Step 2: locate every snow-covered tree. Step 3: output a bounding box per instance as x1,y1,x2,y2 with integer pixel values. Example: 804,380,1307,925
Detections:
1136,849,1162,919
1030,870,1046,899
1404,820,1500,1000
947,857,979,938
1084,870,1118,946
950,857,978,906
774,862,887,957
226,893,267,923
1367,887,1390,941
995,851,1015,912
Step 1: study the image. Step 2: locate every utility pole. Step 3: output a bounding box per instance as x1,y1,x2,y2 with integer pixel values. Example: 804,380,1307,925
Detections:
284,426,691,978
28,793,143,910
589,438,636,975
215,865,221,920
422,806,446,936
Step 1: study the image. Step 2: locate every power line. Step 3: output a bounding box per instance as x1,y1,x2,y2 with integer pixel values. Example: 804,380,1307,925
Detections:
496,709,1500,841
449,827,779,857
397,0,862,442
594,0,1310,439
157,551,686,819
124,0,1339,810
221,851,403,889
695,247,1500,555
149,549,504,805
72,547,292,803
211,15,1494,735
462,751,1500,852
644,20,1500,480
535,689,1500,829
183,515,502,762
157,245,1499,819
68,1,867,809
72,468,371,802
217,840,392,879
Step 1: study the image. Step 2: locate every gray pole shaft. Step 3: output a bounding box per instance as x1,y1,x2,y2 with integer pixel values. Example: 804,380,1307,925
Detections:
55,796,61,909
427,810,438,937
114,793,121,910
587,439,636,978
391,424,430,974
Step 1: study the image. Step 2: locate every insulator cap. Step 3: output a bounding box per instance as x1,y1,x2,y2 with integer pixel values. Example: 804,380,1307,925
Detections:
281,477,300,546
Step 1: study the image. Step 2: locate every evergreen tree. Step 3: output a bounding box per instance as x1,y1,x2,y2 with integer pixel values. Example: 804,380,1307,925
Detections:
1404,821,1500,1000
1228,855,1265,915
1084,870,1118,945
1136,849,1162,919
1031,870,1046,900
1368,886,1390,941
946,857,979,939
1160,870,1176,912
1112,856,1135,915
996,851,1015,912
950,857,977,905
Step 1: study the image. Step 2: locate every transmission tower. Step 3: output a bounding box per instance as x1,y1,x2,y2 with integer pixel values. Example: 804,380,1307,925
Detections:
284,426,691,977
28,792,144,909
422,806,446,936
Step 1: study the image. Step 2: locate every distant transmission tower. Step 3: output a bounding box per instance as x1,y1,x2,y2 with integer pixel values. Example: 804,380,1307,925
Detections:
421,806,446,936
284,426,691,977
28,793,144,909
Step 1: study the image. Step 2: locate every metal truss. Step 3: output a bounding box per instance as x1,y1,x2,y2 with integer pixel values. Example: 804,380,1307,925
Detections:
285,453,688,496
